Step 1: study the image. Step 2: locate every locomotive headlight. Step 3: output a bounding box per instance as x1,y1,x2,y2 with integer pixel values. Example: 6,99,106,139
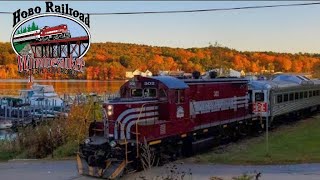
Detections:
109,140,116,148
107,105,113,110
107,105,113,116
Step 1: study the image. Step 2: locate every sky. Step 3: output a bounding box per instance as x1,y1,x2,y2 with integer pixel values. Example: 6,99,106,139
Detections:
0,1,320,54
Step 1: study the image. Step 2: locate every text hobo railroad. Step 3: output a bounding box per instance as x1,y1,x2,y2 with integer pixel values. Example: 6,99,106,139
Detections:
13,2,90,27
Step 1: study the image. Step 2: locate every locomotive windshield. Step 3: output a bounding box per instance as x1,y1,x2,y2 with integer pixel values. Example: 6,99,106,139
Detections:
143,89,157,97
131,89,143,97
131,88,157,98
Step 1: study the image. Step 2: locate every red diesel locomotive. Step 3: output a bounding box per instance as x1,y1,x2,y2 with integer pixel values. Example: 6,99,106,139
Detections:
13,24,71,43
77,74,262,179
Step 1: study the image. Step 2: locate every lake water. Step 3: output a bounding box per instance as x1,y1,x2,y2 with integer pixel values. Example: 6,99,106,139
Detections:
0,79,125,97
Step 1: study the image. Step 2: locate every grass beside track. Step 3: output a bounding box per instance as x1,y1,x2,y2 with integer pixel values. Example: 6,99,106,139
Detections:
191,115,320,164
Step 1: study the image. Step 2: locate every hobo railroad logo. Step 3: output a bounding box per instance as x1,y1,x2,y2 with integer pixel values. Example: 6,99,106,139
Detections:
11,2,91,74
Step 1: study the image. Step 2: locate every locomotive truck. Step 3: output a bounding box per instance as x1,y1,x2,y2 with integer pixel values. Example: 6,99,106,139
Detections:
77,73,320,179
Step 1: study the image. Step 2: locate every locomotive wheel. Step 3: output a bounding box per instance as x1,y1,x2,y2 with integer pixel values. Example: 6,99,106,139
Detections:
53,35,59,40
181,138,193,157
65,32,71,38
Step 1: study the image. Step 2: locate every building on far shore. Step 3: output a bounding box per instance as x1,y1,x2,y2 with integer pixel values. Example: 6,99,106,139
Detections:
125,69,153,78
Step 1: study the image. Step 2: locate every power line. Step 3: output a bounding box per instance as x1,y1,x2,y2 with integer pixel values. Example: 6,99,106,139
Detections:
0,2,319,15
89,2,320,15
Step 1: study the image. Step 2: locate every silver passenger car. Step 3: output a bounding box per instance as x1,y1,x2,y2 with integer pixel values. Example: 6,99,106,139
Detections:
249,74,320,122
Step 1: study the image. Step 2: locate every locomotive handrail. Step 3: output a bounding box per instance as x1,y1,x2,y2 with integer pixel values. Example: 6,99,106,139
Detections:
134,101,162,158
114,119,128,164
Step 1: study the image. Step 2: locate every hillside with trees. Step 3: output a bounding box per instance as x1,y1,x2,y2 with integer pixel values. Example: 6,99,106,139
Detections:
0,42,320,80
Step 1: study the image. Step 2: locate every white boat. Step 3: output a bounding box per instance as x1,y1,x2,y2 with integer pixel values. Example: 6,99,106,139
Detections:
0,120,13,130
19,83,64,108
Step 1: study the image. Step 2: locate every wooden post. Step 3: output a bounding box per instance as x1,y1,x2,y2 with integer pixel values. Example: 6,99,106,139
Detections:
41,102,43,122
17,107,20,120
29,106,31,120
22,106,24,122
5,104,7,120
9,106,12,119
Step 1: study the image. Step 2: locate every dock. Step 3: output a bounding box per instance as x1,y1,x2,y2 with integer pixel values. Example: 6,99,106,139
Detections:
0,92,119,128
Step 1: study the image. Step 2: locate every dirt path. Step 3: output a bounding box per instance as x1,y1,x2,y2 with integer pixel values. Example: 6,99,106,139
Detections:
0,160,320,180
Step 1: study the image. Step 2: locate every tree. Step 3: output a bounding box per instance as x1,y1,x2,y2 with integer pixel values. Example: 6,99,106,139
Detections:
119,55,130,68
31,21,38,31
292,60,303,73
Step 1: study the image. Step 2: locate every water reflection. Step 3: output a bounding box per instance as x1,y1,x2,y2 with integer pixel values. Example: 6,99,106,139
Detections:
0,80,125,97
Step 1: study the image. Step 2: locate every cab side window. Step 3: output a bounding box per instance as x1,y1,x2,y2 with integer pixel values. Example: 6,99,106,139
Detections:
159,89,167,101
175,90,185,103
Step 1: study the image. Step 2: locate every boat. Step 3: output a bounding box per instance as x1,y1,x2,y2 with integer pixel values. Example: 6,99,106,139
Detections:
0,120,13,130
0,129,17,140
19,83,64,108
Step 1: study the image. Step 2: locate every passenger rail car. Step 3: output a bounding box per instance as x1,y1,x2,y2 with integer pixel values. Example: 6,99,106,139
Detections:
250,74,320,122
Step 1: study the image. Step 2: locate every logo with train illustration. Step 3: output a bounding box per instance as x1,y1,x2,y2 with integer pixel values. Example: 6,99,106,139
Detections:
13,23,71,43
11,2,91,74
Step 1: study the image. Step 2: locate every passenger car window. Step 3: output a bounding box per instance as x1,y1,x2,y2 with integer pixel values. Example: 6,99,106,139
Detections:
289,93,294,101
255,92,264,102
277,95,283,103
300,92,303,99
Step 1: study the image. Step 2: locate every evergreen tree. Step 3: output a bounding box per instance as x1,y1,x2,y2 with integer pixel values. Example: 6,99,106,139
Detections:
23,27,27,33
27,25,31,32
31,22,37,31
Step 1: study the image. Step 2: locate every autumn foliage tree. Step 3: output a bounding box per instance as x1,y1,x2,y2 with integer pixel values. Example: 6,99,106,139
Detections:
0,42,320,79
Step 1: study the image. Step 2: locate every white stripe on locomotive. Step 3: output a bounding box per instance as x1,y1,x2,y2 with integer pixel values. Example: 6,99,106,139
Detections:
114,106,158,139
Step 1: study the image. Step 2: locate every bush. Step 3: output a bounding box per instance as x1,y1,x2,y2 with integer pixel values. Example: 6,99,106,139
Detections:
53,140,78,158
14,119,67,158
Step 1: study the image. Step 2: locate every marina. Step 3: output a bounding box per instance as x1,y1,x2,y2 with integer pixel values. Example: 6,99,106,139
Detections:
0,80,121,140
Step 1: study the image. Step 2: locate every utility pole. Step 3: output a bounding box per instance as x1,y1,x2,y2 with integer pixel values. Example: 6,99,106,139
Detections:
266,90,270,156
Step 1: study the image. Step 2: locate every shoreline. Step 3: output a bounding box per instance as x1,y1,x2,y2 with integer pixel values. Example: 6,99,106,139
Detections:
0,79,126,83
